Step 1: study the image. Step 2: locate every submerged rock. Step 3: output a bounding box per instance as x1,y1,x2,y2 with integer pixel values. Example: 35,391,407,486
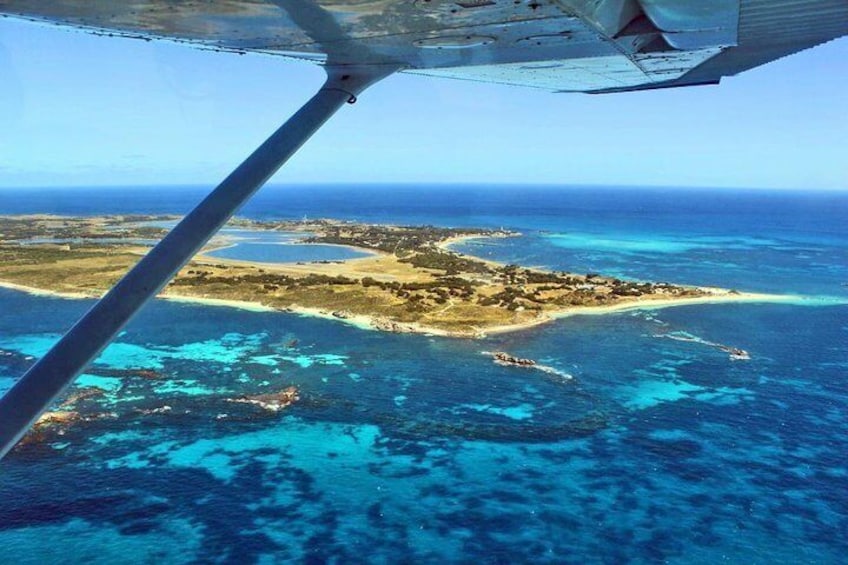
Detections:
134,405,173,416
227,386,300,412
97,368,162,380
18,408,117,450
35,410,81,428
63,387,105,406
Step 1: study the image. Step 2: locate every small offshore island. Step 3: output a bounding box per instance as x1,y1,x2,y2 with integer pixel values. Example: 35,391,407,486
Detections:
0,215,779,338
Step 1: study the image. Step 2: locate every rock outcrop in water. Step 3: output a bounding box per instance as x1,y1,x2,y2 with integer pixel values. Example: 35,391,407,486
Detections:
491,351,537,367
227,386,300,412
483,351,573,382
723,347,751,360
656,331,751,361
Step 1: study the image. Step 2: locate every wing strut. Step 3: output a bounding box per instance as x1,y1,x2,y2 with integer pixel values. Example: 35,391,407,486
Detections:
0,64,397,460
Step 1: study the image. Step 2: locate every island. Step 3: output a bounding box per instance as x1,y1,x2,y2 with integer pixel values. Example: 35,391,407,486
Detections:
0,214,779,338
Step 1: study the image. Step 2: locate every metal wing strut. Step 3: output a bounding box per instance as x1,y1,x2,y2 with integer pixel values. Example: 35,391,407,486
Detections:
0,64,396,460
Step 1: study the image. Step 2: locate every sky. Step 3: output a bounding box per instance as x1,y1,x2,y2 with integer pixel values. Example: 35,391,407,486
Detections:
0,16,846,190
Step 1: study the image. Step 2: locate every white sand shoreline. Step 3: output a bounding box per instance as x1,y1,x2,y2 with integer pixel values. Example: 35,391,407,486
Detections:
160,294,277,313
2,278,831,340
0,281,93,300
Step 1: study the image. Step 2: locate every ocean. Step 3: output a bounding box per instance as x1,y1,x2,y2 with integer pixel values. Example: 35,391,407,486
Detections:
0,185,846,563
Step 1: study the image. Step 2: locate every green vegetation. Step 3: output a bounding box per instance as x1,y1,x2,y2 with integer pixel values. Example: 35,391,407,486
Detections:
303,224,498,254
399,251,492,275
0,215,170,243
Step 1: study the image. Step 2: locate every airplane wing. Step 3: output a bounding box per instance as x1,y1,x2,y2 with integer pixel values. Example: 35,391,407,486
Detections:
2,0,847,92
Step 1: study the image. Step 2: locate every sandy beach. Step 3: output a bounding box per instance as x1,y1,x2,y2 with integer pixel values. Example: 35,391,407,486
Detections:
0,280,94,300
160,293,277,313
0,278,804,339
436,231,517,251
479,290,804,336
281,305,454,336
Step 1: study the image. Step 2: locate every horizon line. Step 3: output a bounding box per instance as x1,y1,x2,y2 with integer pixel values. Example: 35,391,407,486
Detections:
1,183,847,193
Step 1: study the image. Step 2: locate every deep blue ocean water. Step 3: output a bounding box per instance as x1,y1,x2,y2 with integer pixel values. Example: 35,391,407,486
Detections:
0,185,846,563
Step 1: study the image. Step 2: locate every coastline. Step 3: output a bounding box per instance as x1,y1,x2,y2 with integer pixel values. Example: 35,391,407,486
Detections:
0,279,455,335
435,234,488,251
436,230,517,251
0,280,94,300
282,305,455,337
167,293,796,339
2,216,840,340
160,293,277,313
0,278,812,339
435,233,517,272
479,290,805,336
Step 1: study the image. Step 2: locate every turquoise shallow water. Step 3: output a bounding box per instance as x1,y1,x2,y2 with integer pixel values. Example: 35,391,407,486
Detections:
0,185,846,563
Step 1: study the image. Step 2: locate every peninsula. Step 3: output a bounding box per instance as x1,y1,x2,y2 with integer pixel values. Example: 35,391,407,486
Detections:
0,215,777,337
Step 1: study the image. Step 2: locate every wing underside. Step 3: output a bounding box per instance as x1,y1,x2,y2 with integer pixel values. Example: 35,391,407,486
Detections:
1,0,846,91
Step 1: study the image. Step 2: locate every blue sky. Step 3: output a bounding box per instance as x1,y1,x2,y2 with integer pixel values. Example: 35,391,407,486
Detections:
0,17,846,190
